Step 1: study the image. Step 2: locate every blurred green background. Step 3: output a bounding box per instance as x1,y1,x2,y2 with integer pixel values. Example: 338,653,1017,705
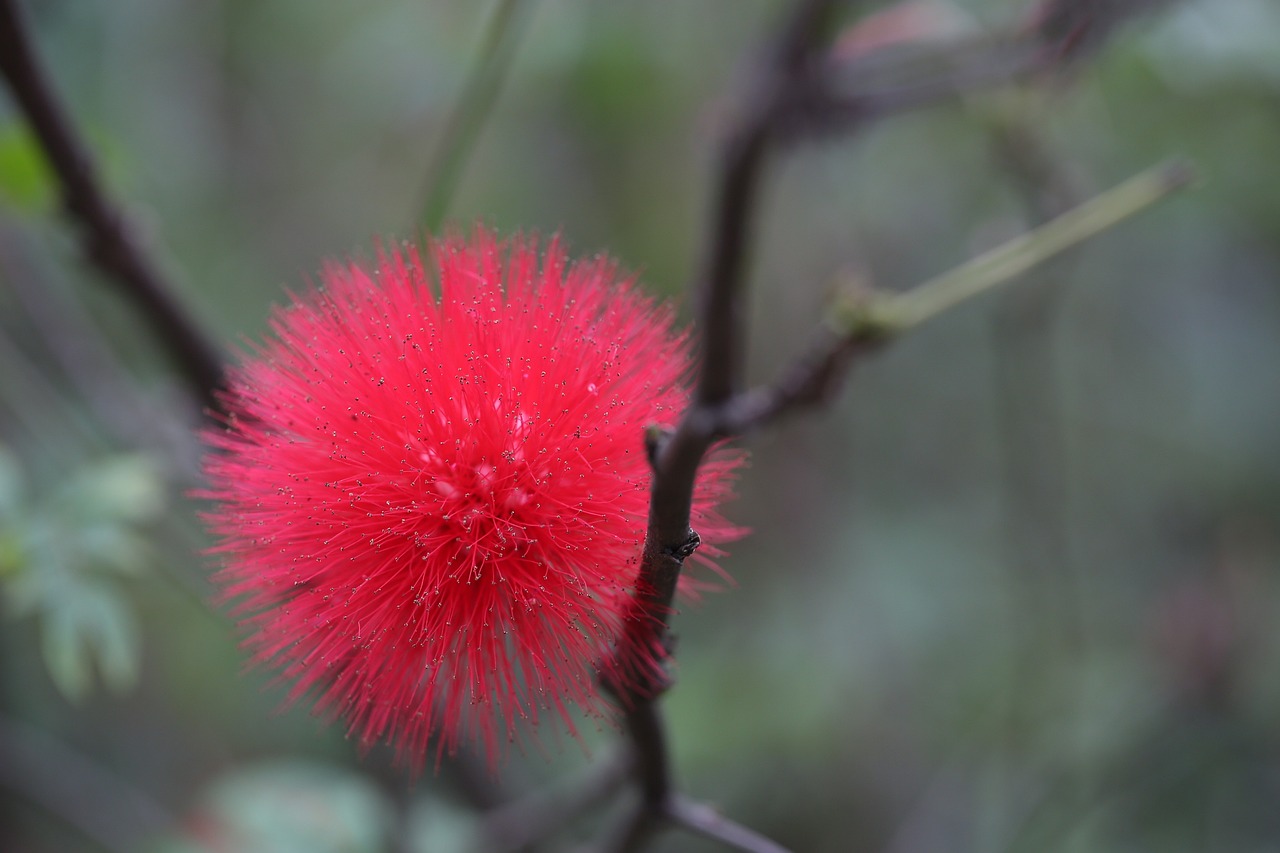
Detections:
3,0,1280,851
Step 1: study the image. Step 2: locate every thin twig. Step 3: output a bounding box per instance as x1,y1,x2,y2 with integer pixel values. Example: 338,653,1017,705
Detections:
808,39,1047,131
749,2,1191,144
716,159,1193,437
713,327,875,436
882,159,1193,328
0,0,224,410
419,0,536,231
666,794,793,853
599,7,854,835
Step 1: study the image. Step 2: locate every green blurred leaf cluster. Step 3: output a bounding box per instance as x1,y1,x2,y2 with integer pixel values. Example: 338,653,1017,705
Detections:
156,761,477,853
0,447,163,700
0,122,55,214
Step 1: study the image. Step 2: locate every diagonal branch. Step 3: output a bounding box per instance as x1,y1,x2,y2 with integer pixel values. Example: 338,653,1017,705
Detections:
0,0,224,410
717,159,1193,436
666,795,793,853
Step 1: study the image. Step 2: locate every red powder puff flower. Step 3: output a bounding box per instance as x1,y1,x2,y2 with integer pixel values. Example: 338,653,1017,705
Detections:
200,229,744,768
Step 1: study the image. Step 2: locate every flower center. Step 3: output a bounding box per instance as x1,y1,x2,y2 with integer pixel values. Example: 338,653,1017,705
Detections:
413,449,536,582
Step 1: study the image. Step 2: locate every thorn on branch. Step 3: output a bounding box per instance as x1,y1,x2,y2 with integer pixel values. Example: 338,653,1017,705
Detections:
667,529,701,562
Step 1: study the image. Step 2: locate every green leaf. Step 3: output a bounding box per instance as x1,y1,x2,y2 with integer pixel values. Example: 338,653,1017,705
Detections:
41,599,91,701
190,762,394,853
0,123,55,213
3,515,66,615
39,584,140,701
0,531,22,578
77,523,151,576
65,453,166,524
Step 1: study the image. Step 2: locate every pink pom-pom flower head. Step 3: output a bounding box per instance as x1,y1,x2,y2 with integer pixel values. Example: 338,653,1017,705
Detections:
200,229,744,769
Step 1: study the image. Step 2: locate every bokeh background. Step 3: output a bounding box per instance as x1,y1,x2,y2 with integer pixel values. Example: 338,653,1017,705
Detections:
3,0,1280,851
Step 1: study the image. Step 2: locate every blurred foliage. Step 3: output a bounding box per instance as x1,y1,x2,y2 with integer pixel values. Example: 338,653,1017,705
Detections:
0,123,54,214
162,762,395,853
1,0,1280,851
0,448,162,701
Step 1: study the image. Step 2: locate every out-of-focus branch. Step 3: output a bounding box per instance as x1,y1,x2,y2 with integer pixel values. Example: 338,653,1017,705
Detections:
716,160,1192,436
419,0,537,231
879,160,1191,328
478,750,633,852
0,227,200,471
0,0,224,411
755,0,1186,140
594,791,797,853
666,795,793,853
0,717,178,853
1026,0,1183,64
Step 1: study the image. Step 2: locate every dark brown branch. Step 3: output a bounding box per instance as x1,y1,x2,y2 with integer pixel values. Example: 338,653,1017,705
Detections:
696,0,846,407
0,0,224,410
599,2,855,848
597,0,1184,843
623,0,854,679
713,328,881,436
622,700,671,807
